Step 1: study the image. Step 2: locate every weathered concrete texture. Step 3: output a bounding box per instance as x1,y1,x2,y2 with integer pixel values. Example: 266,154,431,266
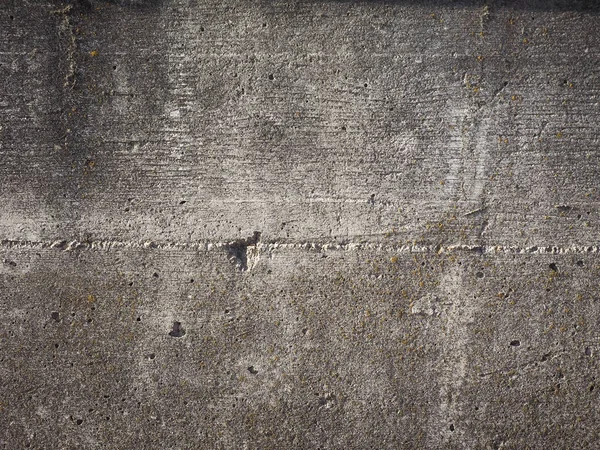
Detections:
2,0,600,246
1,0,600,448
2,246,600,448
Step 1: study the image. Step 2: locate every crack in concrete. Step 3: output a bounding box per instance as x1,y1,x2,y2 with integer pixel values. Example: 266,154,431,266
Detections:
51,4,77,89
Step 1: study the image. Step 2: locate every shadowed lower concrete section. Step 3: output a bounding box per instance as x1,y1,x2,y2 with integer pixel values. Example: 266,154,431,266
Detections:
1,0,599,448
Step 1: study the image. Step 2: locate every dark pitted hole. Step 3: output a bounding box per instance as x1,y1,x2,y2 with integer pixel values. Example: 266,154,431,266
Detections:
76,419,83,425
577,260,584,267
51,311,60,322
590,384,595,392
179,200,186,205
169,321,185,338
248,366,258,375
268,74,274,80
585,347,592,356
153,272,159,278
148,353,156,360
449,424,455,432
476,271,484,278
510,340,521,347
549,263,558,272
302,328,308,335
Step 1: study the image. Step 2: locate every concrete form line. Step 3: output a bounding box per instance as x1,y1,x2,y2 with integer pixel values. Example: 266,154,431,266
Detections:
0,239,599,255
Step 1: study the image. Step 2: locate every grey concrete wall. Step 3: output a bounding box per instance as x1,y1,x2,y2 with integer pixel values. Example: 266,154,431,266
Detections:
1,0,599,448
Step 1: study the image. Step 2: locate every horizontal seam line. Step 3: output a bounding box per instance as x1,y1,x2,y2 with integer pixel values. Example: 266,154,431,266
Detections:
0,239,599,255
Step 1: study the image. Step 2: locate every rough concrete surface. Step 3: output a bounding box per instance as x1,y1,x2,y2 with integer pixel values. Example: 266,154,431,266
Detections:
1,0,599,448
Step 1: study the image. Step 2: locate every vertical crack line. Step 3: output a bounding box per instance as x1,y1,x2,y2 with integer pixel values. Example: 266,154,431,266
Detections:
52,5,77,89
479,4,491,36
426,267,477,447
